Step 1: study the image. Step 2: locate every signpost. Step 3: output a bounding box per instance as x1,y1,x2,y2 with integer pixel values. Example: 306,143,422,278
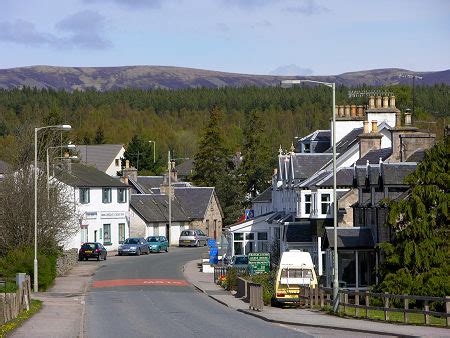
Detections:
207,239,217,248
248,253,270,274
209,247,218,265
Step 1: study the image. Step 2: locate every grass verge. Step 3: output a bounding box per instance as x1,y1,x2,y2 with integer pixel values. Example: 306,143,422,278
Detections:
0,299,42,338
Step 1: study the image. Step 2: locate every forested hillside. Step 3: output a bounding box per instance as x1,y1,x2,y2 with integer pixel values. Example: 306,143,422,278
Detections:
0,84,448,170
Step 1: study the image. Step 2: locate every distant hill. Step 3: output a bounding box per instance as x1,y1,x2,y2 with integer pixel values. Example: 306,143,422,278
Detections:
0,65,449,91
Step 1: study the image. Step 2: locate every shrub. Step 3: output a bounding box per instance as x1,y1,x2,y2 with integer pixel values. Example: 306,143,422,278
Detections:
249,270,276,305
225,268,239,291
0,246,58,291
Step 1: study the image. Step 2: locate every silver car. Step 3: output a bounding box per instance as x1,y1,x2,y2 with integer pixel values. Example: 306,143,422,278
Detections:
179,229,208,247
118,237,150,256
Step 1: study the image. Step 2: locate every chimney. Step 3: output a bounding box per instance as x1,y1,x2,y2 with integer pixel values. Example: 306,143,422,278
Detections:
358,122,382,158
350,105,357,118
63,151,72,172
389,95,396,108
369,96,375,109
404,109,412,126
120,176,129,185
371,120,378,133
395,112,402,128
382,96,389,107
376,96,382,108
122,161,137,182
160,174,175,199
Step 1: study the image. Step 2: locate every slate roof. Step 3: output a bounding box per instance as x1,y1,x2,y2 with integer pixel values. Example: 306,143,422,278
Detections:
356,148,392,165
252,187,272,203
406,149,426,162
354,163,417,187
136,176,164,193
300,130,331,142
290,154,333,181
175,159,194,178
130,194,189,223
55,163,128,188
286,222,313,242
325,127,363,156
77,144,123,172
316,168,355,188
174,187,216,220
323,227,374,249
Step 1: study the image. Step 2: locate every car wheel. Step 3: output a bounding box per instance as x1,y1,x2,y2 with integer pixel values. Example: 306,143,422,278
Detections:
196,241,200,247
104,254,107,260
165,246,168,252
136,249,140,256
157,247,160,253
97,255,100,261
204,240,207,246
84,257,88,261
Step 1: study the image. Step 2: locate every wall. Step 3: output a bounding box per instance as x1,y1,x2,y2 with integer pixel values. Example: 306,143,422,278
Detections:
337,189,358,227
202,194,223,240
130,208,146,237
105,147,125,176
56,249,79,276
334,120,363,143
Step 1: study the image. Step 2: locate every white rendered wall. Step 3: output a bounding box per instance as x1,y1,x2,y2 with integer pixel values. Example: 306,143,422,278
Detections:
367,112,396,129
334,120,363,143
105,147,126,176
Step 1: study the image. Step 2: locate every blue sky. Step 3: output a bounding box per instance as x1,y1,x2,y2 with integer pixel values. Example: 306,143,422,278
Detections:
0,0,449,75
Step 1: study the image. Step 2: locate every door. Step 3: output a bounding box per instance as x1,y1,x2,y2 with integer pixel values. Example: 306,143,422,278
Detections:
166,224,170,245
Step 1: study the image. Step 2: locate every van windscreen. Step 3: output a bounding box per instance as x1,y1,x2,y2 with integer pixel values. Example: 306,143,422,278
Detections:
280,268,312,279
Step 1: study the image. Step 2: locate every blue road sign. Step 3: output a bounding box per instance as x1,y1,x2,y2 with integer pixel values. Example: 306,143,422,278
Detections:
209,247,218,265
207,239,217,247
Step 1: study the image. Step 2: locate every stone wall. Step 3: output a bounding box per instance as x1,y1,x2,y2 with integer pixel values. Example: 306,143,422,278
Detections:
56,248,79,277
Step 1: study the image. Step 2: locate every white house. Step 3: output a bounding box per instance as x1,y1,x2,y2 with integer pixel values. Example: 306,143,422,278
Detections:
55,162,130,251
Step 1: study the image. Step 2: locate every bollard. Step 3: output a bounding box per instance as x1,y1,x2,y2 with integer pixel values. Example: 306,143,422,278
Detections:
404,298,409,324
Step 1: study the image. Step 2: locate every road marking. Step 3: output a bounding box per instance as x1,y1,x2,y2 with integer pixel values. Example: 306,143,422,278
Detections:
92,279,189,288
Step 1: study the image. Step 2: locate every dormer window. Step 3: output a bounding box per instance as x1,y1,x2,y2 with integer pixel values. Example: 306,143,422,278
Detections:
304,194,312,214
321,193,331,215
304,143,311,153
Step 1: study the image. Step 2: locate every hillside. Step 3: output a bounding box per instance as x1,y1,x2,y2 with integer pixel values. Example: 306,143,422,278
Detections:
0,65,449,91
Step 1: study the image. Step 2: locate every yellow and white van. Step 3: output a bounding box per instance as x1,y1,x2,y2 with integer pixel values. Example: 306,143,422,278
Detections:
274,250,317,303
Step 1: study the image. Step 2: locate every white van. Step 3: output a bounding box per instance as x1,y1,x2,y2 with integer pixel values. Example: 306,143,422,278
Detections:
274,250,317,303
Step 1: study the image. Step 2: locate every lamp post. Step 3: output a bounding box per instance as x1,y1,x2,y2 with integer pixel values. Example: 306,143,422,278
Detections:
34,124,71,292
281,79,339,312
149,141,156,163
46,144,76,200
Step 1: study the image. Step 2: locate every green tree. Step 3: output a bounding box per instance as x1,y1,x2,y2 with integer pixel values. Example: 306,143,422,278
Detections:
240,110,273,202
192,106,229,187
94,125,105,144
377,141,450,297
123,134,155,173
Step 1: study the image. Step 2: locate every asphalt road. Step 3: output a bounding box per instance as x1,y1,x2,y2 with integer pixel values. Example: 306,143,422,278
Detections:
83,247,309,338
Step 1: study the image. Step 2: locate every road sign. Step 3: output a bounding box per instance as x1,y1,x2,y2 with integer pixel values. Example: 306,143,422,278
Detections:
248,252,270,274
207,239,217,247
209,247,218,265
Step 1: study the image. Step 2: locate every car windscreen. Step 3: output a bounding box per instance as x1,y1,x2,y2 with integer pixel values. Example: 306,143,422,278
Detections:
124,238,139,244
81,243,96,249
147,237,158,242
181,230,193,236
234,256,248,264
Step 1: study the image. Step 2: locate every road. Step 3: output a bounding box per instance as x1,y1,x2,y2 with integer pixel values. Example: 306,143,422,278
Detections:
83,247,382,338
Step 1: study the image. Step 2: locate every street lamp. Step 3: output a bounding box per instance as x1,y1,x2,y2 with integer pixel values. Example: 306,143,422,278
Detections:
281,79,339,312
34,124,71,292
46,144,76,199
148,140,156,163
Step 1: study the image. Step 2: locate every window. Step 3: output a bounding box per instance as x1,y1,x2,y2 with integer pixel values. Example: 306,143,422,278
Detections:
234,233,244,241
118,223,125,244
321,193,331,215
304,143,311,153
102,188,112,203
257,232,268,252
115,159,120,166
245,233,254,240
103,224,111,244
257,232,267,240
117,188,127,203
79,188,90,204
206,220,209,230
304,194,311,214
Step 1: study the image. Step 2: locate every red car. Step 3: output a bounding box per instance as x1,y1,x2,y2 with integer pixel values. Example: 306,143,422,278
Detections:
79,242,107,261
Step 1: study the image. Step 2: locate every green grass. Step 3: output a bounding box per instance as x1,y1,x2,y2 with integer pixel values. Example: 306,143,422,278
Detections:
0,281,18,293
0,299,42,338
337,305,446,326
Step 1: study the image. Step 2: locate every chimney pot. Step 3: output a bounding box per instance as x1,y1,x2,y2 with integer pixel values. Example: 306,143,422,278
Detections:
125,159,129,169
369,96,375,109
395,112,401,128
338,106,345,117
363,120,370,133
383,96,389,107
389,95,396,108
350,105,357,117
404,112,412,126
371,120,378,133
344,105,351,117
273,168,278,175
376,96,382,108
357,105,364,117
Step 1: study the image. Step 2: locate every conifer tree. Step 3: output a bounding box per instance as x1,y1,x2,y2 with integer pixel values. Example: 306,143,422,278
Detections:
378,141,449,296
240,110,273,202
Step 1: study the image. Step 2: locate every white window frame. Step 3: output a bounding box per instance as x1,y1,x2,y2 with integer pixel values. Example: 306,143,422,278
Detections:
79,188,90,204
102,188,112,203
321,193,332,215
117,188,127,203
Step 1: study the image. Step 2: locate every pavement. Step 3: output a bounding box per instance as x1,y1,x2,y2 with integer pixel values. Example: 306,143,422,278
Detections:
10,260,102,338
183,259,450,338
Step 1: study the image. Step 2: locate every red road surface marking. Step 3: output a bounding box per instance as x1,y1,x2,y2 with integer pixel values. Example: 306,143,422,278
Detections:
92,279,189,288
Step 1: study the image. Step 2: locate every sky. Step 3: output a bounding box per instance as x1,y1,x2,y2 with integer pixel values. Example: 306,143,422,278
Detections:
0,0,449,75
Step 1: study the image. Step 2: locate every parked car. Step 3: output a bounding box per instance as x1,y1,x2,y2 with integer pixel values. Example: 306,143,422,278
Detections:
146,236,169,253
179,229,208,247
228,255,248,269
79,242,107,261
118,237,150,256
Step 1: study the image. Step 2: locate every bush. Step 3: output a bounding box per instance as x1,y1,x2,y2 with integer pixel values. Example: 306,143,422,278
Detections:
248,271,276,305
0,246,58,291
225,268,239,291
